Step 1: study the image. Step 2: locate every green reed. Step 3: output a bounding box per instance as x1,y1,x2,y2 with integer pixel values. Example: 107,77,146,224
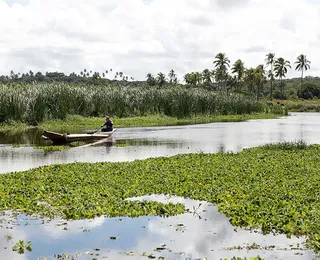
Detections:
0,83,265,124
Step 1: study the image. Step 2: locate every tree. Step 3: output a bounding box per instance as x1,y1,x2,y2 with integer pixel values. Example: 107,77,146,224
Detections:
254,65,266,101
184,72,201,87
274,57,291,98
146,73,156,86
295,54,311,92
201,69,213,87
231,59,245,91
184,73,192,85
168,69,177,85
213,53,230,90
156,72,167,87
244,68,256,95
265,53,275,100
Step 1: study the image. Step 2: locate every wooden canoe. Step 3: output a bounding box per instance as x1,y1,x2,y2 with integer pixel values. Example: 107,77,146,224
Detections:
41,129,116,144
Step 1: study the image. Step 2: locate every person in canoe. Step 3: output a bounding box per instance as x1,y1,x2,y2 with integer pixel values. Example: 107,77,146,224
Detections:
100,115,113,132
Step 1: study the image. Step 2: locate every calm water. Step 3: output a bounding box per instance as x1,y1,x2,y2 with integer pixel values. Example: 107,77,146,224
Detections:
1,112,320,259
1,112,320,174
0,195,316,260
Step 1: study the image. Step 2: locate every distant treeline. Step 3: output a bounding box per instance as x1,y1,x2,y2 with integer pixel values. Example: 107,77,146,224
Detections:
1,51,319,100
0,71,145,87
1,70,320,100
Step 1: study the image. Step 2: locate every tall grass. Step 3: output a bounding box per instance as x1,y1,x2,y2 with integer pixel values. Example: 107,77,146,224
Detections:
0,83,265,124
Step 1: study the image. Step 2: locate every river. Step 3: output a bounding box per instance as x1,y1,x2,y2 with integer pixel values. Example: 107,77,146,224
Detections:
1,112,320,174
0,112,319,259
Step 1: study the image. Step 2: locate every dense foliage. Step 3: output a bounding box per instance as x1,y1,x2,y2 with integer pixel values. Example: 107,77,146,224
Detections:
297,82,320,99
1,142,320,251
0,83,265,125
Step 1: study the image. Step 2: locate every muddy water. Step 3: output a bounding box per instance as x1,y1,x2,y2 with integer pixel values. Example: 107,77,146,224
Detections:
1,112,320,174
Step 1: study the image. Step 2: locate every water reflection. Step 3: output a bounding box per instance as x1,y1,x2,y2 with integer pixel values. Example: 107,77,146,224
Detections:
1,112,320,174
0,195,316,260
0,128,46,146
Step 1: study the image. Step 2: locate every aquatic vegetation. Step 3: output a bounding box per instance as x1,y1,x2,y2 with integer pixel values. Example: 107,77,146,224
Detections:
12,240,32,254
40,113,280,132
116,143,128,147
0,83,266,124
220,257,263,260
2,142,320,251
0,113,280,133
35,141,87,151
34,145,69,152
4,233,13,243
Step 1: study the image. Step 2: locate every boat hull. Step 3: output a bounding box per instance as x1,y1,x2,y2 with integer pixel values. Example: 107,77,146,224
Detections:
41,129,116,144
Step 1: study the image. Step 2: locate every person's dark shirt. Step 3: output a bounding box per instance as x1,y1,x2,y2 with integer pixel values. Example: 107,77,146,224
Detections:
102,119,113,131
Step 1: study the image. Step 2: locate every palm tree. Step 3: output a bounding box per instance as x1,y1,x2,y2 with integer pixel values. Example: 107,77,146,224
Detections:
156,72,167,87
201,69,213,87
295,54,311,92
231,59,245,91
146,73,156,86
254,65,266,101
265,53,275,99
184,73,192,85
168,69,177,84
213,53,230,90
184,72,201,87
274,57,291,98
193,72,202,87
244,68,256,95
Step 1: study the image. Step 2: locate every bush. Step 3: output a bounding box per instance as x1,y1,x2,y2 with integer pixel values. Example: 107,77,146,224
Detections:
297,82,320,99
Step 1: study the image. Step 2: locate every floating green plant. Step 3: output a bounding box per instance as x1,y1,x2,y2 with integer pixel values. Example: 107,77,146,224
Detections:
35,141,87,151
220,257,263,260
34,145,69,152
2,142,320,251
116,143,128,147
12,240,32,254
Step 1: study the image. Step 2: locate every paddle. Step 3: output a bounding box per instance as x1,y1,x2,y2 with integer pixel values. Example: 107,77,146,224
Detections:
87,127,103,134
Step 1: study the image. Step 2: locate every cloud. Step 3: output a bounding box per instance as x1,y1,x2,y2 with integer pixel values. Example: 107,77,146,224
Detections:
0,0,319,81
214,0,251,9
242,46,269,54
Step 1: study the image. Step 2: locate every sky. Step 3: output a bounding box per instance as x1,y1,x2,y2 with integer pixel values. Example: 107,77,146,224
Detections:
0,0,319,81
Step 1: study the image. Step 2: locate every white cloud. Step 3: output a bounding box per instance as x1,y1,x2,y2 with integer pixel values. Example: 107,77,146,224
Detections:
0,0,319,80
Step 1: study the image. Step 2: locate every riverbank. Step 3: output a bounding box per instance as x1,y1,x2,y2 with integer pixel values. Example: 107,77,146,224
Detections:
1,142,320,252
266,99,320,112
0,113,279,132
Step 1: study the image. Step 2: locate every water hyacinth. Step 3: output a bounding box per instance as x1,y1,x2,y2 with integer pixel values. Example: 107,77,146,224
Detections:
1,142,320,251
0,83,265,124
